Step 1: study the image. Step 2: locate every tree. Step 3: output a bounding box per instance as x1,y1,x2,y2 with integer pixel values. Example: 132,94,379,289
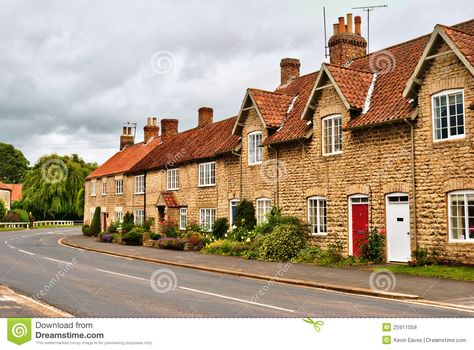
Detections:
89,207,101,236
0,142,29,183
0,199,6,221
122,212,134,234
22,154,97,220
234,199,256,230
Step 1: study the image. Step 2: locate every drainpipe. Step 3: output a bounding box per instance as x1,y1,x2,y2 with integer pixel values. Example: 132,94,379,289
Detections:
232,150,242,200
268,144,279,208
143,171,147,220
404,119,417,248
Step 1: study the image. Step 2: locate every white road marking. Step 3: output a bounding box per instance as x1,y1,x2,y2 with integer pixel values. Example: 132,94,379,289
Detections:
95,268,148,281
42,257,73,265
179,286,295,313
18,249,35,256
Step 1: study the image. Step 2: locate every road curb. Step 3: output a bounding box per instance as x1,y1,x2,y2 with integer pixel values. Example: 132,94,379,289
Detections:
59,237,421,301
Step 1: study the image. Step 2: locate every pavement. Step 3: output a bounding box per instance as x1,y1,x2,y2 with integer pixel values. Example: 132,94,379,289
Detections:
62,234,474,310
0,285,71,317
1,228,473,317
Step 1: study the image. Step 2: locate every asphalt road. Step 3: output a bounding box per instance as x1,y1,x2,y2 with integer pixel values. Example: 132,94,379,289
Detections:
0,228,472,317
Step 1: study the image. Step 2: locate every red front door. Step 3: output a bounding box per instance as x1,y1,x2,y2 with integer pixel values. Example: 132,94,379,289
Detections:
351,204,369,257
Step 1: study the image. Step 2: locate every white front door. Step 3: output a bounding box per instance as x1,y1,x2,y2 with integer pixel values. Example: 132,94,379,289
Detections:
386,194,411,262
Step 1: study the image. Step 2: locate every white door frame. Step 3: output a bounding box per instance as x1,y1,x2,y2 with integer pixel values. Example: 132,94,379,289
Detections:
348,194,369,256
385,193,411,262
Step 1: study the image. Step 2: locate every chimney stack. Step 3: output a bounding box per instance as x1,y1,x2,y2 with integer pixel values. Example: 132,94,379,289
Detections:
120,125,134,150
328,13,367,66
198,107,213,128
144,116,160,143
161,119,179,142
280,58,300,85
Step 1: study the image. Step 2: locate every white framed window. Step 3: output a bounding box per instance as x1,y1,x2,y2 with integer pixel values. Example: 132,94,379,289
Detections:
134,209,145,225
116,179,123,194
91,182,96,196
229,199,240,227
115,210,123,223
322,115,343,155
200,208,216,232
308,196,327,235
101,182,107,196
179,207,187,230
448,190,474,242
248,131,263,165
167,168,179,190
198,162,216,187
256,198,272,224
134,175,145,194
432,89,465,141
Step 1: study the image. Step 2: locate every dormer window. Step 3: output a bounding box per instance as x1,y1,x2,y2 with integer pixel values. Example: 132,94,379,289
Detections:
432,89,464,141
248,131,263,165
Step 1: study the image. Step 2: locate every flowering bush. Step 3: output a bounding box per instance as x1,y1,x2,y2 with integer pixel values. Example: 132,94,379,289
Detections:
160,215,179,237
227,227,257,242
157,237,185,250
101,233,113,243
359,227,385,263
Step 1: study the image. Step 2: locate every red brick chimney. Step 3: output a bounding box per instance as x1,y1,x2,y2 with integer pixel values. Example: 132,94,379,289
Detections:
120,126,134,150
161,119,179,142
280,58,300,85
198,107,213,128
144,117,160,143
328,13,367,66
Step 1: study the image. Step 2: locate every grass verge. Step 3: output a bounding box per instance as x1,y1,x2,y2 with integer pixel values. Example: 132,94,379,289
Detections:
379,265,474,281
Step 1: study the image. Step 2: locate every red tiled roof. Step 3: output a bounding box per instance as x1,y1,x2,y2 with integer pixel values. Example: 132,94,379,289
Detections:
248,89,294,128
0,182,12,191
129,116,240,173
159,191,179,208
264,72,317,144
442,25,474,67
87,137,161,179
325,64,374,110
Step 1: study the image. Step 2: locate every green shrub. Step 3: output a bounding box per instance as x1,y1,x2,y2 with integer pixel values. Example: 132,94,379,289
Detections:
160,216,179,237
149,232,162,240
294,245,323,263
227,226,256,242
234,199,256,230
82,224,91,236
0,199,6,221
411,247,429,266
258,224,308,262
122,227,145,245
360,228,385,263
157,237,185,250
254,207,304,236
107,221,120,234
212,218,229,239
122,212,134,234
327,239,344,263
142,216,154,232
202,239,250,256
12,209,28,222
89,207,101,236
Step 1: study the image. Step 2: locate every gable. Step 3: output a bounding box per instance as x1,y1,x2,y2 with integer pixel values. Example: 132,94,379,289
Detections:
404,25,474,99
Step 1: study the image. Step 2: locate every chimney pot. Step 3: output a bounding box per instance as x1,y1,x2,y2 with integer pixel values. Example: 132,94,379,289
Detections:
198,107,213,128
355,16,362,35
120,125,135,150
161,119,179,142
338,17,346,33
279,58,300,85
333,23,339,35
144,116,160,143
346,13,353,33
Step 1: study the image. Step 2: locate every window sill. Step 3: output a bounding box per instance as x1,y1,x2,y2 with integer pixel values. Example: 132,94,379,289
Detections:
198,184,216,188
248,162,262,166
91,195,96,197
167,188,179,191
322,151,343,157
433,135,466,144
134,192,145,195
448,239,474,244
310,233,328,237
116,193,123,195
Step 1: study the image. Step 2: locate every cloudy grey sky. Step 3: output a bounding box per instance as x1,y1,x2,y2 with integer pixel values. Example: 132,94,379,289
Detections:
0,0,472,165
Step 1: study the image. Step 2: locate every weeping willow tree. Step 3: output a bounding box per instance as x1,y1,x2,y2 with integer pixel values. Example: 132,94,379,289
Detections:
22,154,97,220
